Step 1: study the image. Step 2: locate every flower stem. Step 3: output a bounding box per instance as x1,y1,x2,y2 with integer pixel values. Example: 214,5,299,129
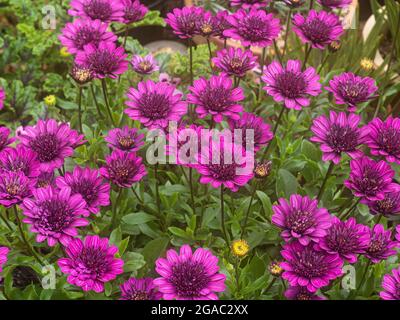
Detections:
339,198,361,220
282,9,292,58
309,0,315,10
111,188,122,230
220,186,229,245
317,52,330,74
189,167,197,216
101,79,116,127
264,277,277,294
241,182,257,238
77,86,83,133
154,163,162,217
354,260,371,297
257,47,267,102
273,40,283,64
317,161,334,201
303,45,312,70
189,40,194,120
206,38,213,73
261,106,286,160
90,84,104,119
131,186,143,204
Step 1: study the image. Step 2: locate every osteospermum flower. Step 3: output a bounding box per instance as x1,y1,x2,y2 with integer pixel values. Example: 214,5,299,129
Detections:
154,244,226,300
188,74,244,123
367,190,400,216
105,126,144,152
59,19,117,55
0,247,9,273
0,171,33,208
224,8,280,48
292,10,344,49
58,235,124,293
228,112,273,151
68,0,124,23
18,119,85,172
70,64,94,85
197,10,218,38
165,6,204,39
100,149,146,188
131,54,159,75
120,278,161,300
285,286,326,300
21,187,89,246
318,217,370,263
272,194,332,245
0,87,5,110
56,167,110,215
310,111,368,164
364,224,398,263
365,117,400,164
317,0,352,8
344,156,400,202
75,41,128,79
281,242,343,293
212,48,258,78
214,10,231,39
325,72,378,112
230,0,270,8
262,60,321,110
0,127,15,152
0,145,41,179
121,0,148,24
380,267,400,300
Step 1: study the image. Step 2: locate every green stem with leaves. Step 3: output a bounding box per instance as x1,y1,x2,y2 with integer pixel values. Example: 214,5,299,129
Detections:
101,79,116,127
220,186,229,245
241,182,257,238
77,86,83,132
317,161,334,201
111,188,122,230
261,107,286,160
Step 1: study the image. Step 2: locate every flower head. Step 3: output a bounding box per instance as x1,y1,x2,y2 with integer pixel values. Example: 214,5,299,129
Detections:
364,224,398,263
60,47,71,58
292,10,344,49
0,145,41,179
165,7,204,39
317,0,352,8
380,267,400,300
21,187,89,246
0,171,33,208
154,244,226,300
212,48,258,78
188,74,244,123
367,190,400,216
0,127,15,152
230,0,270,8
120,278,161,300
70,64,94,85
253,161,272,179
121,0,148,24
125,80,187,129
325,72,378,112
272,194,332,245
0,247,9,273
197,10,218,38
105,126,144,152
262,60,321,110
269,262,284,277
214,11,231,39
131,54,159,75
285,286,326,300
44,95,56,107
68,0,124,23
58,235,124,292
100,149,146,188
231,239,250,258
310,111,368,164
360,58,375,72
0,87,5,110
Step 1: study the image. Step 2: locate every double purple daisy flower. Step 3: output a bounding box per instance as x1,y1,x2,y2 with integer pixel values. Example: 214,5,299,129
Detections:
364,224,398,263
105,126,144,152
120,278,161,300
212,48,258,78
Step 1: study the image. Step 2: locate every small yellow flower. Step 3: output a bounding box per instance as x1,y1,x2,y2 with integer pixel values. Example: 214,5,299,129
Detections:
360,58,375,72
254,161,272,179
231,239,250,258
59,47,71,58
269,261,283,277
44,95,56,107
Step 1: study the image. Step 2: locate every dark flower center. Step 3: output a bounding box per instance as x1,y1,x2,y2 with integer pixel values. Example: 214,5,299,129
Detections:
177,15,198,36
297,292,313,300
326,124,360,153
355,166,382,196
208,153,237,182
118,136,135,149
125,289,149,300
275,71,307,99
71,179,97,205
377,127,400,156
83,0,112,21
74,27,104,50
88,50,119,76
239,16,271,42
367,234,387,257
124,7,143,23
6,182,21,196
200,22,213,36
29,133,60,163
374,194,400,215
286,210,315,234
77,247,109,276
325,224,362,254
138,61,152,72
2,158,30,176
139,93,171,120
110,159,139,184
339,81,370,103
301,19,331,44
292,246,331,279
202,87,233,112
38,200,73,232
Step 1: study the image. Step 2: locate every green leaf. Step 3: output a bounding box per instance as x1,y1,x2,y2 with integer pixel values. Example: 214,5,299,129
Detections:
142,237,169,267
122,212,156,225
276,169,299,198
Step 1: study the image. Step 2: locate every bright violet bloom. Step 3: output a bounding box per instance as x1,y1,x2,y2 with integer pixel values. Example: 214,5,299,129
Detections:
120,278,161,300
228,112,273,151
154,244,226,300
230,0,270,8
344,156,400,202
35,171,56,189
292,10,344,49
0,145,41,179
319,217,370,263
58,235,124,293
188,74,244,123
380,267,400,300
317,0,352,9
212,48,258,78
59,19,117,55
325,72,378,112
125,80,187,129
76,41,128,79
365,117,400,164
131,54,159,75
121,0,148,24
0,127,15,152
100,149,146,188
0,247,9,273
0,171,33,208
56,167,110,215
365,224,398,263
285,286,326,300
396,225,400,242
0,87,5,110
367,190,400,216
272,194,332,245
68,0,124,23
18,119,85,173
310,111,368,164
197,10,218,38
262,60,321,110
165,6,204,39
105,126,144,152
224,8,280,48
281,242,343,293
21,187,89,246
214,10,231,39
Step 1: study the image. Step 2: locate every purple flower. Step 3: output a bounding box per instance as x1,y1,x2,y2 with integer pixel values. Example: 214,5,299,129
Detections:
283,0,306,8
344,156,400,202
396,225,400,242
310,111,368,164
68,0,124,23
365,117,400,164
76,41,128,79
281,242,343,293
197,10,218,38
121,0,148,24
18,119,85,173
0,87,5,110
230,0,270,9
380,267,400,300
318,217,370,263
367,190,400,216
224,8,280,48
125,80,187,129
21,187,89,246
59,19,117,55
0,171,33,208
165,7,204,39
214,11,231,39
58,235,124,293
262,60,321,110
105,126,144,152
120,278,161,300
188,74,244,123
154,244,226,300
212,48,258,78
228,112,273,151
285,286,326,300
325,72,378,112
0,247,9,273
272,194,332,245
364,224,398,263
131,54,159,75
0,145,41,179
292,10,344,49
56,167,110,215
70,64,94,85
100,149,146,188
0,127,15,152
317,0,352,9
